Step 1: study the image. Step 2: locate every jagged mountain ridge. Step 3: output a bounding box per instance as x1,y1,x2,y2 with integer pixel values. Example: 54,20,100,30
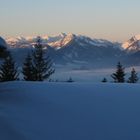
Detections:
6,33,123,66
122,35,140,53
6,33,121,49
1,33,140,67
120,35,140,66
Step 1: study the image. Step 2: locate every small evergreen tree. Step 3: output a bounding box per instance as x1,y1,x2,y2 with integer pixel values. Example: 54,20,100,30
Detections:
32,37,55,81
128,68,139,83
67,77,74,83
0,52,19,82
102,78,107,83
22,53,35,81
111,62,126,83
0,47,9,59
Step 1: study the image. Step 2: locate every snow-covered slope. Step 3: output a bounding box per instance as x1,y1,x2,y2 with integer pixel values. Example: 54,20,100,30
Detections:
120,35,140,66
122,35,140,53
6,33,123,67
0,82,140,140
48,33,74,49
6,33,67,49
6,33,121,50
4,33,140,67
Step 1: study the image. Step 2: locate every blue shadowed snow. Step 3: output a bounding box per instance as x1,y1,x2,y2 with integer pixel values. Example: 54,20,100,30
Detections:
0,82,140,140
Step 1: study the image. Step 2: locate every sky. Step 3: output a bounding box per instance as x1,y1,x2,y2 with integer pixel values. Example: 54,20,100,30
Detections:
0,0,140,42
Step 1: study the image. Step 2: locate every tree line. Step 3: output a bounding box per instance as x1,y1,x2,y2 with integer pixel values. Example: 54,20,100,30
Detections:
102,62,139,83
0,38,55,82
0,39,139,83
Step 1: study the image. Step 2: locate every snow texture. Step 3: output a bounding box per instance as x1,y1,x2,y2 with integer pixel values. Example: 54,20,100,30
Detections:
0,82,140,140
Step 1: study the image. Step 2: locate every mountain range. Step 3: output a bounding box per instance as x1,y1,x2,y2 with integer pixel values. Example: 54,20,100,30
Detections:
1,33,140,68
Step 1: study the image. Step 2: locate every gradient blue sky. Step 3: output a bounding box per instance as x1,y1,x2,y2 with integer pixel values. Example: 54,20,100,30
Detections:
0,0,140,42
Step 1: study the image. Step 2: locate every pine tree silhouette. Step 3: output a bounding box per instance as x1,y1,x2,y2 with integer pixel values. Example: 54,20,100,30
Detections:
0,47,9,59
102,78,107,83
22,53,35,81
32,37,55,81
128,68,139,83
67,77,74,82
0,52,19,82
111,62,126,83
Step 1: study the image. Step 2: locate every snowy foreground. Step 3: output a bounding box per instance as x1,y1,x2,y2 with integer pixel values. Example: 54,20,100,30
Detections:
0,82,140,140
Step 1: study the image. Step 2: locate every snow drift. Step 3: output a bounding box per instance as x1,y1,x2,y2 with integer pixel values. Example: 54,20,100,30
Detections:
0,82,140,140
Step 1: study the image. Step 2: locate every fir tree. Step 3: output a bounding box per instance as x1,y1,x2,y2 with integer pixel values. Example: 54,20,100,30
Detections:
0,52,19,82
67,77,74,82
102,78,107,83
22,53,35,81
32,37,55,81
128,68,139,83
111,62,126,83
0,47,9,59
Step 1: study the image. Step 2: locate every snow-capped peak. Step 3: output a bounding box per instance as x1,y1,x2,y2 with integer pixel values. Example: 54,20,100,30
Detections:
59,32,67,38
134,34,140,40
47,33,75,49
122,35,140,52
6,33,122,50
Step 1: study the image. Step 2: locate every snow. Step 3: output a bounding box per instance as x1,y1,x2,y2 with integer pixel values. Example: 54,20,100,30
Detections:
0,82,140,140
52,65,140,82
6,33,68,49
122,42,130,50
6,33,120,50
122,35,140,51
6,34,140,53
49,33,74,47
135,34,140,40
